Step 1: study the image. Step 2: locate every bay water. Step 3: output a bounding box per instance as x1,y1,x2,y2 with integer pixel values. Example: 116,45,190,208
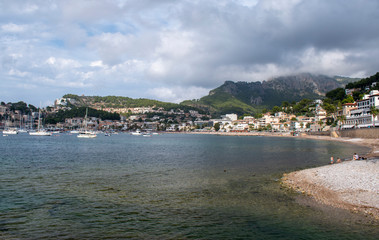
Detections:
0,133,377,239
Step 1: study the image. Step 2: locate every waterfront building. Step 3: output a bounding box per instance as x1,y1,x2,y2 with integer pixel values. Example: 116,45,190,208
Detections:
343,90,379,128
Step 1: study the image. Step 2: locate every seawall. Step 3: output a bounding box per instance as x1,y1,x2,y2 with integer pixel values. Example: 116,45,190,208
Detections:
306,128,379,139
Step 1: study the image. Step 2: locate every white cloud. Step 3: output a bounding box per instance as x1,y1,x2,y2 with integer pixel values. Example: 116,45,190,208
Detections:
45,57,82,69
147,86,209,103
1,23,27,33
90,61,105,68
8,68,29,77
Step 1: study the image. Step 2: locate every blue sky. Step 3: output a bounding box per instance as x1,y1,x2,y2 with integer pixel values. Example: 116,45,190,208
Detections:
1,0,379,106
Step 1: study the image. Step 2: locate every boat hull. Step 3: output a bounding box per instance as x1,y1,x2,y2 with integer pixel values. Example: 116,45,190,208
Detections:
3,130,18,135
77,133,97,138
29,131,52,136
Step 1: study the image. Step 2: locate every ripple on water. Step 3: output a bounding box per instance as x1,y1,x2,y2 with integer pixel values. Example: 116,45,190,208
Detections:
0,133,376,239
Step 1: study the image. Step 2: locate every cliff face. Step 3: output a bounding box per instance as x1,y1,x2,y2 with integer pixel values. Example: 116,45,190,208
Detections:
210,73,342,107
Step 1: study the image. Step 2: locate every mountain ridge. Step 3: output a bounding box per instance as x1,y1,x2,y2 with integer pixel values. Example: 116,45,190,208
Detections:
181,73,356,115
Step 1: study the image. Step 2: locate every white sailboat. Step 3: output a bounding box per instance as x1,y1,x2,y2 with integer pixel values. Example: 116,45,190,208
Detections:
3,117,18,135
29,108,51,136
77,108,97,138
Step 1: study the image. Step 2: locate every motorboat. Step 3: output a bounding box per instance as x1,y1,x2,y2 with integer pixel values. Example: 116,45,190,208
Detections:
77,131,97,138
131,129,142,136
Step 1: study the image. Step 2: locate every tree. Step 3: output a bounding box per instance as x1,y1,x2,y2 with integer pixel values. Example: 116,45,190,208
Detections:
322,102,337,119
341,95,354,104
370,106,379,127
272,106,281,114
214,122,220,131
352,91,362,101
325,88,346,101
281,101,290,108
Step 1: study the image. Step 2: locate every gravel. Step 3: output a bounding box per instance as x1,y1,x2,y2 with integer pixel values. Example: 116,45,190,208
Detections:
283,159,379,219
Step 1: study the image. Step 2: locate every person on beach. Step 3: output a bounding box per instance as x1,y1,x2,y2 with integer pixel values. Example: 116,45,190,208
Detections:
337,157,341,163
330,156,334,164
353,153,359,161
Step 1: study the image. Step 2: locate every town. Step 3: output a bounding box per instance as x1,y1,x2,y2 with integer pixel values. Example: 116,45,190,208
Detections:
1,88,378,134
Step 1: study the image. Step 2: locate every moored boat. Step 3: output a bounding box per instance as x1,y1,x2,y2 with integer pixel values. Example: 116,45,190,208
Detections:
29,107,51,136
77,108,97,138
3,128,18,135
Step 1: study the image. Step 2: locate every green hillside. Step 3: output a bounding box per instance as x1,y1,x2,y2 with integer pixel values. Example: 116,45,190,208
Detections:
63,94,201,112
182,73,344,116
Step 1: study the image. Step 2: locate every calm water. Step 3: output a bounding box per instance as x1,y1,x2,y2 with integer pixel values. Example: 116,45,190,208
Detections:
0,133,377,239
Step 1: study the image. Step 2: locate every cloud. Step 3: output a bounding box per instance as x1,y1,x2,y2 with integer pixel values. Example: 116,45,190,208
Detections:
1,0,379,106
1,23,27,33
147,86,209,103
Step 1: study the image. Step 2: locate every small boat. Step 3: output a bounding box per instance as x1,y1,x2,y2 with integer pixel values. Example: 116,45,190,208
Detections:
77,131,97,138
131,129,142,136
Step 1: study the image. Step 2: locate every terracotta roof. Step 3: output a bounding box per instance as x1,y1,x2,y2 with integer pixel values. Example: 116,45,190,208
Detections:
342,103,357,106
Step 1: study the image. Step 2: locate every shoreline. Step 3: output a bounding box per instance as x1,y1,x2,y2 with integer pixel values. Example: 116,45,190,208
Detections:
280,134,379,219
179,131,379,219
184,131,379,158
282,159,379,220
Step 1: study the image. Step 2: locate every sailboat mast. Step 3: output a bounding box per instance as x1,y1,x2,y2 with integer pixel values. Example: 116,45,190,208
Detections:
85,108,88,131
38,108,41,131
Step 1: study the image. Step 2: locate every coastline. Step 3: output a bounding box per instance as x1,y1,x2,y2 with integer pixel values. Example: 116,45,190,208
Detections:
187,131,379,158
184,131,379,219
280,134,379,219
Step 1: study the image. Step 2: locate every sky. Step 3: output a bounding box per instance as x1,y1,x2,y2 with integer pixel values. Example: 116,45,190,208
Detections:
1,0,379,106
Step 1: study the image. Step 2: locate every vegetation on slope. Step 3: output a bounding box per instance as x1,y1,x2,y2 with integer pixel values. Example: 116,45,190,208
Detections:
45,107,120,124
63,94,202,112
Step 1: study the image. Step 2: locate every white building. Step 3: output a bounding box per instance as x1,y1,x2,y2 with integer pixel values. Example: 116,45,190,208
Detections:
343,90,379,128
222,114,238,121
55,98,76,106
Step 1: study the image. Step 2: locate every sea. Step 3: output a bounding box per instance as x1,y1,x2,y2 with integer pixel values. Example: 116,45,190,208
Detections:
0,133,377,239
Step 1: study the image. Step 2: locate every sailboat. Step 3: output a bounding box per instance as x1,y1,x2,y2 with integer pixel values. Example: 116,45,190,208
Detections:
3,117,18,135
77,108,97,138
29,108,51,136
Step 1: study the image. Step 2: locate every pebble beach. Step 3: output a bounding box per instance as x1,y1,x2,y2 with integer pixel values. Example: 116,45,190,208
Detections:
282,136,379,219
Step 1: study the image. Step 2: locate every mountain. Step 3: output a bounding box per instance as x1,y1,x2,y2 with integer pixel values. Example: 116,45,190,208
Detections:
182,73,347,116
